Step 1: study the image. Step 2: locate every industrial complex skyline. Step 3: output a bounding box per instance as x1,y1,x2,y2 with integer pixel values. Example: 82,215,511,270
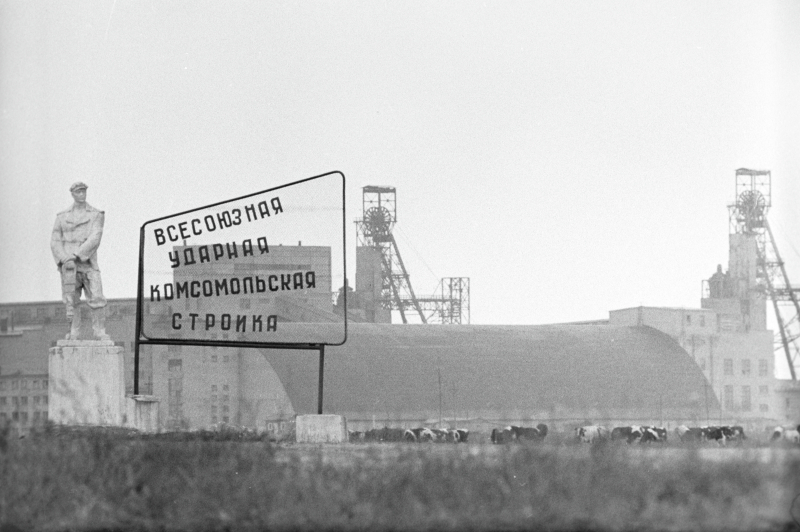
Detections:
2,1,799,339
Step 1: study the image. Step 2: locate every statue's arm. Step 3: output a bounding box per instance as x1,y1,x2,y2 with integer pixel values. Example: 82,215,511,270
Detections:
50,216,70,267
76,211,105,261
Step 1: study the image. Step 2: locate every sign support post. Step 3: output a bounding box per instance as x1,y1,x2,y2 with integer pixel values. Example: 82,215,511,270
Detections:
317,345,325,415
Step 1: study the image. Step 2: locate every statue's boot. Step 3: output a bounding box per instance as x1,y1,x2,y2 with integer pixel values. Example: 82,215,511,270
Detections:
92,309,111,341
67,308,80,340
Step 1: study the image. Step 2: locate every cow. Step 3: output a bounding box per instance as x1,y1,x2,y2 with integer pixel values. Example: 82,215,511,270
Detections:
771,425,800,444
704,426,737,445
348,430,366,442
490,426,515,444
727,425,747,442
511,424,548,443
611,426,644,444
677,426,708,443
403,427,436,442
640,426,668,443
364,427,405,442
455,429,470,443
576,425,609,443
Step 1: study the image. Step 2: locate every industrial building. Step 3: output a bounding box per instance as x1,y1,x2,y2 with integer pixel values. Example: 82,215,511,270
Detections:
1,172,798,435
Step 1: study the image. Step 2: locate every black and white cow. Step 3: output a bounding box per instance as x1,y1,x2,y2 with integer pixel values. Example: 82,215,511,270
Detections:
490,426,515,444
576,425,609,443
677,426,708,442
364,427,406,442
454,429,470,443
511,424,548,442
491,424,548,444
611,426,644,444
703,426,740,445
727,425,747,442
640,426,668,443
403,427,436,442
771,425,800,444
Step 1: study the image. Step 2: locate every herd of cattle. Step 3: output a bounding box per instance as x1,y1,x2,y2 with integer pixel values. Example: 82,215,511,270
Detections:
347,424,800,445
348,427,471,443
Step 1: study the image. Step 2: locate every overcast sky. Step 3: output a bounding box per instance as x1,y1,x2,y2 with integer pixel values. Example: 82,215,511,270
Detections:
2,1,799,359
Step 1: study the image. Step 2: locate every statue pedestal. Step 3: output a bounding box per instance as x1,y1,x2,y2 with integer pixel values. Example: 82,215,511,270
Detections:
49,340,159,431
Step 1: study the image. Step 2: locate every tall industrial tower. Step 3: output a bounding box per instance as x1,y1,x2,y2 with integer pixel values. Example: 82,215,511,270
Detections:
354,186,470,324
727,169,800,380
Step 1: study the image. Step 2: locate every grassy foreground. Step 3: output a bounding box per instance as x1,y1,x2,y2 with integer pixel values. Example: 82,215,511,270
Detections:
1,427,799,531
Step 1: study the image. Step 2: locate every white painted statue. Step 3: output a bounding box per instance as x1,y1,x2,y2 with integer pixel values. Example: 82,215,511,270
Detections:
50,182,110,341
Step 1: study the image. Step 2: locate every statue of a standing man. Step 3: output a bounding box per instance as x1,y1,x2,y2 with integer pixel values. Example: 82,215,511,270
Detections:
51,182,110,341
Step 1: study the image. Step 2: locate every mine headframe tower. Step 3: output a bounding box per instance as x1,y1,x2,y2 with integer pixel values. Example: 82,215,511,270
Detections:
355,186,470,324
730,168,800,380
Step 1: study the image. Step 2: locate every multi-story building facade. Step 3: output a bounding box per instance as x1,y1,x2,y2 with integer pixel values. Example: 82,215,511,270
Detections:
0,372,49,433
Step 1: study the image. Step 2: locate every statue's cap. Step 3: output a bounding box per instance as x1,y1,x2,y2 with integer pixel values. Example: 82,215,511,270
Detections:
70,182,88,192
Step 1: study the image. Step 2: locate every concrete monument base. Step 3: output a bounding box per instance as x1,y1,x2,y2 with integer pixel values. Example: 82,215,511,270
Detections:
49,340,160,432
295,414,348,443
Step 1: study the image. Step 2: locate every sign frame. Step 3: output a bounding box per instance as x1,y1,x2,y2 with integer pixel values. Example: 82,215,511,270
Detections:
133,171,347,414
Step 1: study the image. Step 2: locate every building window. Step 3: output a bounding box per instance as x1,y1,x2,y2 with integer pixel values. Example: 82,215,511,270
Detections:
741,386,751,411
723,359,733,376
700,315,706,327
0,413,6,421
43,380,48,389
760,404,769,413
211,355,218,363
0,397,5,406
724,385,734,410
33,396,40,405
43,396,48,405
20,397,27,406
212,415,218,424
211,395,217,402
223,355,229,363
686,314,692,325
759,359,768,377
12,380,18,390
168,359,182,371
21,379,28,390
0,381,4,391
759,385,768,396
32,380,39,390
223,395,229,403
223,385,229,392
741,359,751,376
223,416,229,423
211,385,217,392
222,405,229,413
168,345,181,353
211,405,217,414
20,412,28,423
12,397,18,406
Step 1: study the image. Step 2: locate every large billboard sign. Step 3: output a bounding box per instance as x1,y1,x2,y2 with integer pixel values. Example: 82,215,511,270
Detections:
135,171,347,348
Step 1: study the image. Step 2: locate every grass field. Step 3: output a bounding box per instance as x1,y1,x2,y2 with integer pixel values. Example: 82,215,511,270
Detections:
1,426,799,531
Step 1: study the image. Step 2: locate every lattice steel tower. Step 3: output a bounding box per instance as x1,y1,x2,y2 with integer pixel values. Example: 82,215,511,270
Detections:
355,186,470,324
730,169,800,380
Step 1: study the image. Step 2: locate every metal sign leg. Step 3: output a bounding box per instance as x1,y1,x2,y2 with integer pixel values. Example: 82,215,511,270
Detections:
317,345,325,415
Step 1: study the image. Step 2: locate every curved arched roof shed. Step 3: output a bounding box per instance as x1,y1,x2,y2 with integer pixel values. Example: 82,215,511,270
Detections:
261,323,717,426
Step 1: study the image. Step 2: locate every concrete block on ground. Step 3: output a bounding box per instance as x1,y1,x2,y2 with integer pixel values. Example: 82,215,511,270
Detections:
125,395,160,433
295,414,347,443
